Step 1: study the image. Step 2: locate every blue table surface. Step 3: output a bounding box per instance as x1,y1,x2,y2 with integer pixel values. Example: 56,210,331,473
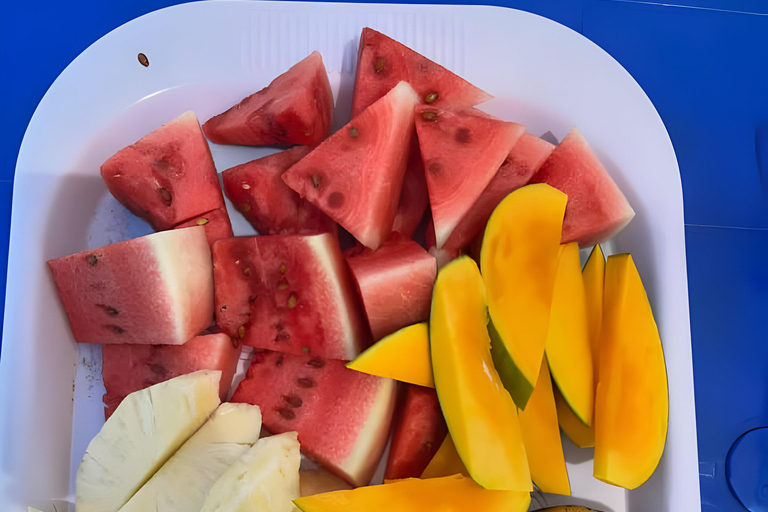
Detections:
1,1,766,510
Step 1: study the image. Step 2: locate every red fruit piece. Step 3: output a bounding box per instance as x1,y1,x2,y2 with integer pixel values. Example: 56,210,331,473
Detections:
231,350,397,487
101,111,227,231
442,133,555,254
47,227,214,345
282,82,419,250
173,207,233,246
203,52,334,147
212,233,370,360
102,332,241,419
385,385,447,480
391,135,430,238
530,128,635,246
221,146,336,235
344,233,436,341
351,27,492,118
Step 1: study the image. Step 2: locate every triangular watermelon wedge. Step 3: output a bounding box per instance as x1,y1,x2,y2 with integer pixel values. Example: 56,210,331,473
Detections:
351,28,492,117
282,81,419,250
202,52,334,147
415,106,525,249
391,136,429,237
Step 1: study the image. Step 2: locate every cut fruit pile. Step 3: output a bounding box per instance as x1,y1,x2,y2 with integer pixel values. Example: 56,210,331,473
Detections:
46,26,667,511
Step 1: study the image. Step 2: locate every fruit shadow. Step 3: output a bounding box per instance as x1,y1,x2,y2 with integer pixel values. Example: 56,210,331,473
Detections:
331,37,358,130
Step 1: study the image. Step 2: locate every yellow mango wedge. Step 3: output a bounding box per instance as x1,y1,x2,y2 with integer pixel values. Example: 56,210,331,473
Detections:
594,254,668,489
480,184,567,409
557,244,604,448
430,256,531,491
420,434,469,479
518,359,570,495
346,322,433,387
293,475,530,512
546,242,594,426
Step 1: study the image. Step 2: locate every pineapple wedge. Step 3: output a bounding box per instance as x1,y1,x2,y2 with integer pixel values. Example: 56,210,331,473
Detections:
201,431,301,512
76,370,221,512
118,402,262,512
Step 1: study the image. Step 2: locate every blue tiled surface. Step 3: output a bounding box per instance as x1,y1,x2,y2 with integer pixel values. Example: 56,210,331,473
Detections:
1,1,766,510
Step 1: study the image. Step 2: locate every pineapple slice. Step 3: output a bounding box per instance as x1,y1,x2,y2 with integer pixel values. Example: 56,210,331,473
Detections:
118,402,262,511
76,370,221,512
201,431,301,512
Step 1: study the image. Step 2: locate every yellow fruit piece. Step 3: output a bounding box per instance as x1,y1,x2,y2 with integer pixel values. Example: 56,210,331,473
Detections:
594,254,668,489
293,475,530,512
346,323,433,387
518,359,570,495
430,257,531,491
583,244,606,370
546,242,594,426
420,434,469,479
480,184,567,409
555,387,594,449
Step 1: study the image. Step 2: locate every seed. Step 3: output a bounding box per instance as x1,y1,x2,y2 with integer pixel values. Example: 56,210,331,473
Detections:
248,295,257,303
374,56,386,74
301,347,310,353
243,268,251,276
287,294,297,308
242,203,251,212
196,218,209,226
275,331,291,342
283,395,303,408
137,53,149,67
105,325,125,334
278,283,288,290
242,183,251,190
87,254,98,266
235,260,240,265
275,355,284,367
147,363,166,375
238,325,245,339
279,264,287,274
97,304,119,316
159,187,172,206
312,175,321,189
425,92,439,103
307,357,325,368
297,377,316,388
349,127,359,138
422,111,438,121
220,305,227,311
277,407,296,420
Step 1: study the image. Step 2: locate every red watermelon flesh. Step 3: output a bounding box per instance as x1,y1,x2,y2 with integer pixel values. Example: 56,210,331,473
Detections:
415,106,525,249
282,81,419,250
173,207,233,246
101,332,240,419
101,111,226,231
385,385,447,480
344,233,436,341
530,127,635,246
47,226,213,345
221,146,336,235
442,133,555,254
202,52,333,147
351,27,492,118
391,135,430,238
231,350,397,487
212,233,370,360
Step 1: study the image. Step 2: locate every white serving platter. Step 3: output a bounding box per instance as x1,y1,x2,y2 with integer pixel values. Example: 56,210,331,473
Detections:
0,1,700,510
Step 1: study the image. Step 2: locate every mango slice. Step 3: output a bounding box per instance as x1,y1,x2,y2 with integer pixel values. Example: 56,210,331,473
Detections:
480,184,567,409
518,359,570,495
430,256,530,491
293,475,530,512
546,242,594,425
594,254,668,489
346,322,433,387
555,387,594,449
420,434,469,479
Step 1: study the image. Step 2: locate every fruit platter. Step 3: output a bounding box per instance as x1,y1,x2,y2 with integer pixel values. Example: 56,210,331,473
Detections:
0,1,700,511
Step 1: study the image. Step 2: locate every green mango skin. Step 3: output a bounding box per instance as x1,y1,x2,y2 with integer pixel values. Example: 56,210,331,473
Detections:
488,318,534,410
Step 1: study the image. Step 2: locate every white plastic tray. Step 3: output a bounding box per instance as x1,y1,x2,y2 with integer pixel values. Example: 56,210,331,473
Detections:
0,1,700,510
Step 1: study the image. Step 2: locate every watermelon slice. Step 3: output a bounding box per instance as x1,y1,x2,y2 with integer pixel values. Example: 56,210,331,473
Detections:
351,27,492,117
221,146,336,235
101,111,228,231
442,133,555,254
203,52,333,147
385,385,447,480
47,226,213,345
282,81,419,250
102,332,241,419
212,233,370,360
530,128,635,246
415,106,525,249
391,137,430,237
344,233,436,341
173,207,234,246
231,350,397,487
